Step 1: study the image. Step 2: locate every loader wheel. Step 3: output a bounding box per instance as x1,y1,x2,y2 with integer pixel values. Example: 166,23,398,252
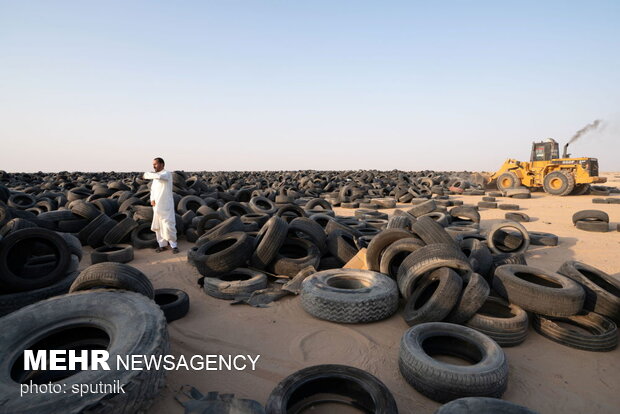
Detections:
543,171,575,196
496,172,520,191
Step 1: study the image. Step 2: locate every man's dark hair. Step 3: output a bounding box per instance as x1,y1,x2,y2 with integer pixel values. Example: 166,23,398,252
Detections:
154,157,165,166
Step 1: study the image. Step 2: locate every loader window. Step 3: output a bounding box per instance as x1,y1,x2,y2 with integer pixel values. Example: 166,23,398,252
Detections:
534,146,545,161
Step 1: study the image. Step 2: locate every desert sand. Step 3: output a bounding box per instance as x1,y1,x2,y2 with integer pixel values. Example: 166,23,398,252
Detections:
76,173,620,414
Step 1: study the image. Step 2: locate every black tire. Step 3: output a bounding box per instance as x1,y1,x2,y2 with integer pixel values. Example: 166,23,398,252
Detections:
85,214,117,247
411,216,457,247
557,261,620,322
194,232,253,277
266,364,397,414
8,193,37,209
177,195,206,214
571,184,591,196
103,216,139,245
435,397,539,414
571,209,609,224
203,268,268,300
386,215,413,230
408,199,437,217
478,201,497,209
289,217,327,254
403,268,463,326
0,290,168,413
496,171,520,191
195,212,224,236
249,216,288,269
445,272,490,324
77,213,108,244
70,200,101,221
397,243,472,299
529,231,558,246
365,229,413,272
69,262,154,299
379,237,425,279
543,170,575,196
0,228,71,292
56,232,83,261
465,296,529,347
131,222,158,249
449,206,480,224
459,238,493,280
498,204,519,211
493,264,584,317
326,229,359,263
0,218,37,237
575,220,609,232
505,212,529,222
0,271,78,316
399,322,508,402
487,221,530,255
305,198,333,210
154,288,190,322
91,244,134,264
249,196,278,215
532,312,618,352
196,216,244,245
301,269,399,323
268,237,321,277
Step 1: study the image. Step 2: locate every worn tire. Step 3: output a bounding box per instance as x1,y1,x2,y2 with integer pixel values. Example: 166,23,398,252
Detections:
91,244,134,264
557,261,620,322
435,397,538,414
326,229,359,263
532,312,618,352
194,232,253,277
379,237,425,280
575,220,609,232
487,221,530,255
493,264,584,317
0,290,168,414
399,322,508,402
249,216,288,269
69,262,154,298
266,364,397,414
365,228,413,272
403,268,463,326
411,216,457,247
203,268,268,300
301,269,399,323
465,296,529,347
267,238,321,277
154,288,190,322
445,273,490,324
571,209,609,225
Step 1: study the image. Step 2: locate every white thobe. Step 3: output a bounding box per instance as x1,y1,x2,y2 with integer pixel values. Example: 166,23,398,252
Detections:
143,170,177,246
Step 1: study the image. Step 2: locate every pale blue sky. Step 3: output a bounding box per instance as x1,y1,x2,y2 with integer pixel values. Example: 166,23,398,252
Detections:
1,1,618,172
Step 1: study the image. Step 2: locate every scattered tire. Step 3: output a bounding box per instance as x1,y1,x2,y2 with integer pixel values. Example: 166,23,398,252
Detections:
557,261,620,322
571,209,609,225
194,232,253,277
91,244,134,264
203,268,268,300
445,272,490,324
411,216,457,247
493,264,584,317
399,322,508,402
131,222,158,249
379,237,425,279
268,237,321,277
69,262,155,298
575,220,609,232
498,204,519,211
505,212,529,222
435,397,539,414
459,238,493,280
365,228,413,272
249,216,288,269
326,229,359,263
532,312,618,352
0,290,168,413
301,269,399,323
529,231,558,246
154,288,190,322
487,221,530,255
266,364,398,414
403,268,463,326
465,296,529,347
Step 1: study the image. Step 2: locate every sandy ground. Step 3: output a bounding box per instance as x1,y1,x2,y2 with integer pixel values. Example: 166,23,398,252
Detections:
78,173,620,414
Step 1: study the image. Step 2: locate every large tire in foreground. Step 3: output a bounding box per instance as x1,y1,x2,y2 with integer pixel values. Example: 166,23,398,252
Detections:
301,269,399,323
266,364,397,414
0,290,169,414
435,397,539,414
399,322,508,403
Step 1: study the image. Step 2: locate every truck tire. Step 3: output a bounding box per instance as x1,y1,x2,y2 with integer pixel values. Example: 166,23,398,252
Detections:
542,170,575,196
557,261,620,322
496,172,520,191
403,268,463,326
493,264,584,316
532,312,617,352
266,365,397,414
301,269,399,323
399,322,508,402
0,290,168,414
465,296,529,347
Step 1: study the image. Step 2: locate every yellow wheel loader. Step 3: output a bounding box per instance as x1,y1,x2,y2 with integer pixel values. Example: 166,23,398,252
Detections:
490,139,606,196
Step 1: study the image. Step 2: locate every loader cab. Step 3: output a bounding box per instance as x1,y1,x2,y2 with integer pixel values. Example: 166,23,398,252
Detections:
531,139,560,162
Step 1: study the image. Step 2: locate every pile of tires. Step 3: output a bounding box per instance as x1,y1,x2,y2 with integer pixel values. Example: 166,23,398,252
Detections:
572,209,611,232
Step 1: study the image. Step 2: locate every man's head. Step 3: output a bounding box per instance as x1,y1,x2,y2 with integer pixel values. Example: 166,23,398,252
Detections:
152,157,165,172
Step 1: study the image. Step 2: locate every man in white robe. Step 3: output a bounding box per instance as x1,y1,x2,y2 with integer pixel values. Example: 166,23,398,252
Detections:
143,157,178,253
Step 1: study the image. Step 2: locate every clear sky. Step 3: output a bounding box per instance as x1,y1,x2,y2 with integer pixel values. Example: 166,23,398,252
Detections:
1,1,618,172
